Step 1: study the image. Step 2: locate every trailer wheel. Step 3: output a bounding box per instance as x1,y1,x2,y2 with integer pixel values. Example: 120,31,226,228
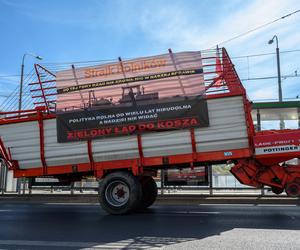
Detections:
99,171,142,215
271,186,284,195
285,182,300,197
138,176,158,210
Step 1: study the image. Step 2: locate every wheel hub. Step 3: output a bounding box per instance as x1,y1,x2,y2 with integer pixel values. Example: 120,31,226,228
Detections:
105,181,130,207
113,185,127,200
286,182,300,197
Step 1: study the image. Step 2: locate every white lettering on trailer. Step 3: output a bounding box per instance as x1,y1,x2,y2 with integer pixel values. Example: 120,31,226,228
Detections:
69,116,96,123
255,145,300,155
156,104,191,113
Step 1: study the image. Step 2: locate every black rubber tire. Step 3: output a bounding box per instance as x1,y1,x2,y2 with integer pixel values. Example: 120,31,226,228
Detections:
285,182,300,197
138,176,158,210
99,171,142,215
271,186,284,195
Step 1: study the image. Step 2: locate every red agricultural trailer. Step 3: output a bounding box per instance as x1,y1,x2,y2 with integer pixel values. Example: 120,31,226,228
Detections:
0,48,300,214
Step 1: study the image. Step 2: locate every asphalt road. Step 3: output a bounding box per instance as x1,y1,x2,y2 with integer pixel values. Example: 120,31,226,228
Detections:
0,202,299,250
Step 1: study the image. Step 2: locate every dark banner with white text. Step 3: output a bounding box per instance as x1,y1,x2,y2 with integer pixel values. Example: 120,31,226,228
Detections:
56,97,209,142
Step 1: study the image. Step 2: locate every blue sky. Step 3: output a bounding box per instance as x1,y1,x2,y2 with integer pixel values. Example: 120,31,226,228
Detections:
0,0,300,104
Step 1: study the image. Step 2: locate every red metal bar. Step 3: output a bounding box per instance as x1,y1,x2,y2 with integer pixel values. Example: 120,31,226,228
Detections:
7,147,12,161
0,113,55,125
0,137,15,170
0,137,9,161
201,56,220,60
35,64,56,77
30,86,56,92
32,93,56,99
243,98,255,153
34,64,49,112
222,48,246,95
0,113,37,119
204,74,224,91
29,79,56,86
137,134,144,166
190,128,197,162
87,140,95,171
33,100,56,105
202,63,223,68
37,111,47,175
13,148,252,178
0,109,37,115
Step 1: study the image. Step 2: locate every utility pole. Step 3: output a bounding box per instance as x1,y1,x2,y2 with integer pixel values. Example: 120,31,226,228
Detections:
268,35,285,129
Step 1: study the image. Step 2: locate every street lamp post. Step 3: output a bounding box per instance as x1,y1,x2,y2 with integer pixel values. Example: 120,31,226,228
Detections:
18,53,43,112
17,53,42,195
268,35,285,129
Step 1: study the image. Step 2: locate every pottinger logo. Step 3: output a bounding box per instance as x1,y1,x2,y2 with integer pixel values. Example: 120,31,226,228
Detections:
84,58,167,78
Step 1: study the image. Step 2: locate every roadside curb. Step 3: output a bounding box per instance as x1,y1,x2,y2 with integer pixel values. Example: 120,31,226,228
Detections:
0,194,299,205
156,195,300,205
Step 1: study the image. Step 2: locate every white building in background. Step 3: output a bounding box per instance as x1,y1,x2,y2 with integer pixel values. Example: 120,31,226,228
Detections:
6,170,17,192
0,160,17,192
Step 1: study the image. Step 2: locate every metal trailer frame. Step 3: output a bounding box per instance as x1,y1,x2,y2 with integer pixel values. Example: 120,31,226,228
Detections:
0,48,300,203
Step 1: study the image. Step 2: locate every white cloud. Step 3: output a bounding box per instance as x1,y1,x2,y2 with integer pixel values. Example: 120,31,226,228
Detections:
250,85,278,100
138,0,300,52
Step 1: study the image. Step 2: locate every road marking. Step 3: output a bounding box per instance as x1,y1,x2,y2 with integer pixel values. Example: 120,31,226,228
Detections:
199,204,254,206
0,240,149,249
172,211,221,214
45,203,99,205
256,204,297,207
0,237,195,249
198,203,298,207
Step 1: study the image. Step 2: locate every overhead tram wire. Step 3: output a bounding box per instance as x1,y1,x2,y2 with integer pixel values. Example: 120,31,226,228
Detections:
231,49,300,59
241,74,300,81
0,73,33,79
213,9,300,47
241,65,300,82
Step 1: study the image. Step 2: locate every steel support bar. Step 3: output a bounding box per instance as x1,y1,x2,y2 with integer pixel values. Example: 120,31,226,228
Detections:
34,64,49,112
37,111,47,175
